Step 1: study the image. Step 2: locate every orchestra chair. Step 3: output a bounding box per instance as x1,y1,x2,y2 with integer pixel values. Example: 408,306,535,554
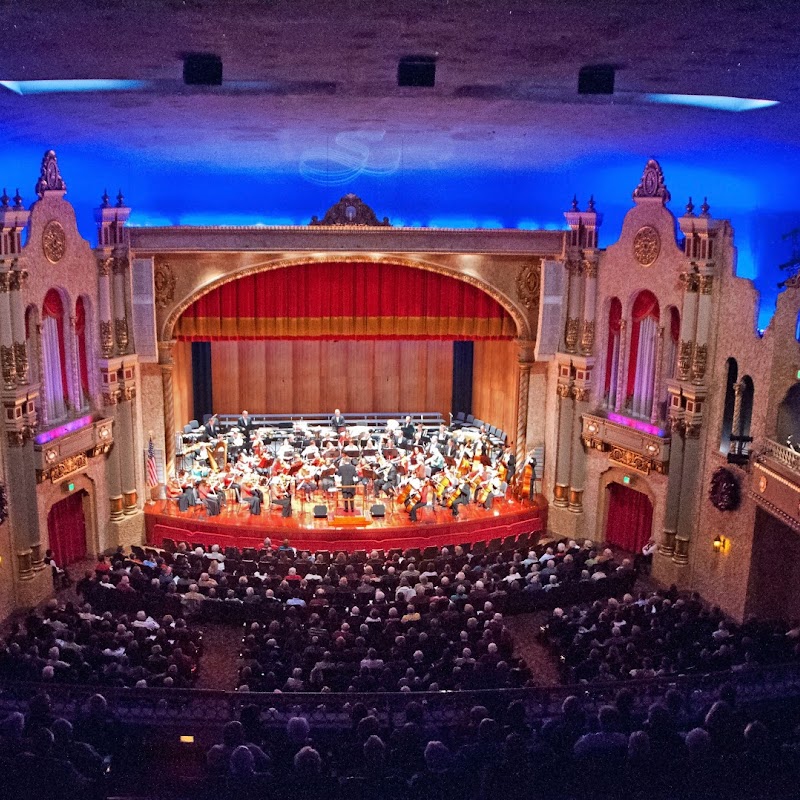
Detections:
162,537,177,554
486,537,502,554
422,545,439,561
241,547,258,561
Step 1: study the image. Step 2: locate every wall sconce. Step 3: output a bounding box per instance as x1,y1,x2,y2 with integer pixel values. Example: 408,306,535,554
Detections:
45,449,58,463
646,443,659,455
587,422,599,434
99,427,110,440
713,534,726,554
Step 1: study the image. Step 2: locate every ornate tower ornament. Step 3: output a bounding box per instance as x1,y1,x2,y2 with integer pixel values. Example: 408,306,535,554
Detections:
35,150,67,197
633,226,661,266
42,220,66,263
633,159,670,202
310,194,390,226
154,262,177,308
515,260,541,310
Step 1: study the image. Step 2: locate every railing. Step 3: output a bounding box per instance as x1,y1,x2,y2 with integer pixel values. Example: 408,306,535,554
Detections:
761,438,800,475
3,662,800,734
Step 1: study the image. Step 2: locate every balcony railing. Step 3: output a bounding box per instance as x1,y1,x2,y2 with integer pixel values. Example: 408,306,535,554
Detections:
33,415,114,482
761,439,800,475
2,662,799,735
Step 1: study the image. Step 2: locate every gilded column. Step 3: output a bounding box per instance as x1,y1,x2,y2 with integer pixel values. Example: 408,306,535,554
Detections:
564,259,582,354
649,326,665,425
36,321,49,428
660,417,683,556
691,274,713,385
730,379,745,453
673,420,701,565
112,256,129,354
614,320,627,412
580,259,597,356
515,340,535,471
97,256,114,358
0,270,16,390
67,315,83,411
9,268,28,384
160,341,177,477
677,272,698,382
553,382,573,507
569,387,589,512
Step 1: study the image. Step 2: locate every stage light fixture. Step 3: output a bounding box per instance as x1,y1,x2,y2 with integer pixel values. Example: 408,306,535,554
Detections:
578,64,615,95
183,53,223,86
713,534,725,553
398,56,436,87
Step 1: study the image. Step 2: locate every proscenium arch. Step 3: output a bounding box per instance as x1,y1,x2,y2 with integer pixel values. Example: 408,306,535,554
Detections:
161,255,533,343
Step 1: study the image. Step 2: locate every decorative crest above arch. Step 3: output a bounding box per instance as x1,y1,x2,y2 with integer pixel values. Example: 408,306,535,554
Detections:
310,193,390,226
633,159,670,204
36,150,67,198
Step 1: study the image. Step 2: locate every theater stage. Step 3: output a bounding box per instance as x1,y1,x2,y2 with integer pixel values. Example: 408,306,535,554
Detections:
145,494,547,553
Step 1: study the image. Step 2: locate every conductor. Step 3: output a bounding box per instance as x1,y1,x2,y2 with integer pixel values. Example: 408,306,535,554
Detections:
337,456,358,513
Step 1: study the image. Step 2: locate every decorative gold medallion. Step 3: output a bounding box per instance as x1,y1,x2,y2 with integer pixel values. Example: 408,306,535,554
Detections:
758,475,767,493
154,262,177,308
515,260,541,310
42,220,66,263
633,225,660,267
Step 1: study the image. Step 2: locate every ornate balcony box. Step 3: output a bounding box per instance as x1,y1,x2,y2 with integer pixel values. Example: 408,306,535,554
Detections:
581,412,670,475
33,415,114,483
752,440,800,531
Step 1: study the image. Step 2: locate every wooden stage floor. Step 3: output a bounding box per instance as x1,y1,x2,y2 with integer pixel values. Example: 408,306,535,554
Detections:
145,493,548,553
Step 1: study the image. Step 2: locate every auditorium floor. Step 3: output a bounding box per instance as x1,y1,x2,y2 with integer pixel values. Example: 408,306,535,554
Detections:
193,623,243,691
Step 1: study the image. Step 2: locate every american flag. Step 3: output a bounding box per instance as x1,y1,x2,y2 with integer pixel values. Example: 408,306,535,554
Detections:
146,437,159,487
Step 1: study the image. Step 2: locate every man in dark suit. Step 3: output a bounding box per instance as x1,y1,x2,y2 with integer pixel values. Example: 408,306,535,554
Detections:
204,414,221,440
337,456,358,512
237,410,255,453
331,408,346,433
400,416,414,442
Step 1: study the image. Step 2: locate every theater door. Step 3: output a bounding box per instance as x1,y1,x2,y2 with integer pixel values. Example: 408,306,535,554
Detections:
604,482,653,554
47,490,88,566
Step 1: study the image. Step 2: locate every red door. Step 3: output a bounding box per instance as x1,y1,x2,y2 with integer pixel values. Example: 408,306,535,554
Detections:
47,490,88,566
605,483,653,554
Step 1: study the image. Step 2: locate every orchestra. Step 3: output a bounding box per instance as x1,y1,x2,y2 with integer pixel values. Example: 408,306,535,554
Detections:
171,408,525,522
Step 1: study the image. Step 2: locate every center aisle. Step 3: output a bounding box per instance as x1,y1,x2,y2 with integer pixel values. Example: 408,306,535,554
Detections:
193,624,243,691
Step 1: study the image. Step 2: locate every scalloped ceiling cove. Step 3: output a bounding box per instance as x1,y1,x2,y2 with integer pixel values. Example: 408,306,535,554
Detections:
0,0,794,180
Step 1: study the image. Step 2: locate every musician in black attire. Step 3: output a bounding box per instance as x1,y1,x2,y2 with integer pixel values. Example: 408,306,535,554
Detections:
502,446,516,483
204,414,221,440
331,408,346,433
375,461,398,497
400,416,414,441
337,456,358,512
450,482,471,517
237,410,255,453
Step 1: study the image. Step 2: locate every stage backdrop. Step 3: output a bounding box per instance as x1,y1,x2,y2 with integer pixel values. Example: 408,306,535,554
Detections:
171,261,518,427
472,339,519,444
210,339,453,419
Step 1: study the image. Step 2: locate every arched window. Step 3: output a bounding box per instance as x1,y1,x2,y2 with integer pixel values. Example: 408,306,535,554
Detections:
739,376,755,448
720,358,738,453
627,291,660,418
604,297,622,408
42,288,69,422
75,297,90,408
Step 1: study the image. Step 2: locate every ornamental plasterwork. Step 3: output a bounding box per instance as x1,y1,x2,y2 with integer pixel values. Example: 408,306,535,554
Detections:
632,159,670,202
154,262,176,308
99,321,114,358
633,226,660,267
44,453,88,483
42,220,66,263
515,260,541,310
35,150,67,197
564,317,580,353
310,194,390,226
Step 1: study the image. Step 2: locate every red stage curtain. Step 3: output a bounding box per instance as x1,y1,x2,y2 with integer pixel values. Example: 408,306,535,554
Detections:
75,298,89,399
175,262,516,340
626,290,660,399
605,483,653,553
47,491,87,566
42,288,69,402
604,297,622,396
